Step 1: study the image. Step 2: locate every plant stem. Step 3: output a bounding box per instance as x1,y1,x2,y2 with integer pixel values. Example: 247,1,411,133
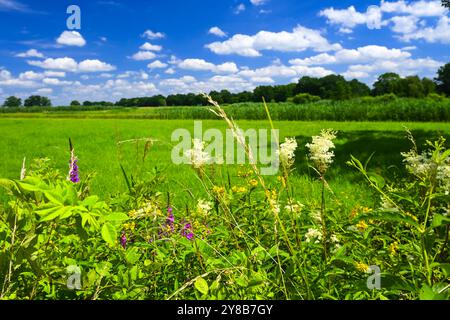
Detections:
320,177,328,262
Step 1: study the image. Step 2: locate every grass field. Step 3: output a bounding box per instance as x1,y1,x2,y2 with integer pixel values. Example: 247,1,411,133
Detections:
1,116,449,207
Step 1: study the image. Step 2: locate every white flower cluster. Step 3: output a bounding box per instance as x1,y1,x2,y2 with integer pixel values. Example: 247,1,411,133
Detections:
305,228,322,244
184,138,211,168
197,199,213,216
284,201,304,215
278,137,298,169
305,129,337,174
401,148,450,193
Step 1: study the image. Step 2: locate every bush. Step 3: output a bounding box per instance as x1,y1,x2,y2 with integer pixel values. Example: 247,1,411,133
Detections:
427,93,445,102
291,93,321,104
373,93,397,103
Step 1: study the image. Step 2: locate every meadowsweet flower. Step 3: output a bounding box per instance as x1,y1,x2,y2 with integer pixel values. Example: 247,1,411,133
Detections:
68,148,80,183
305,129,337,174
197,199,213,216
284,201,304,216
184,138,211,169
310,210,322,223
277,137,298,169
305,228,322,243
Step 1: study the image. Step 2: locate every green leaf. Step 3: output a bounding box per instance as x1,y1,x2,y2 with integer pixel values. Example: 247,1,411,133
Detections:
194,277,209,295
367,172,385,189
101,222,117,246
353,210,421,230
431,214,450,228
104,212,129,222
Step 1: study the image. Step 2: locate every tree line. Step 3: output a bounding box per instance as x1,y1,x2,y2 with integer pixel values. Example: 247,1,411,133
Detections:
2,63,450,107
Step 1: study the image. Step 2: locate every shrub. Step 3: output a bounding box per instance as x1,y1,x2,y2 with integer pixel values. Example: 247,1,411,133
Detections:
291,93,321,104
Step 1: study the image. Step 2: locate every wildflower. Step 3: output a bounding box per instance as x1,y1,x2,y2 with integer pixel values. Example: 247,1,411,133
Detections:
212,185,225,194
277,137,298,169
305,129,337,174
248,179,258,187
356,220,368,231
284,201,304,216
68,148,80,183
181,223,194,240
305,228,322,244
310,210,322,224
123,222,135,231
166,207,174,232
389,241,399,255
120,231,127,249
20,157,26,180
232,186,248,193
355,262,371,273
184,138,211,169
197,199,213,216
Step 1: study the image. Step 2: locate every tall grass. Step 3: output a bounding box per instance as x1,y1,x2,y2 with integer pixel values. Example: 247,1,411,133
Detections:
1,97,449,121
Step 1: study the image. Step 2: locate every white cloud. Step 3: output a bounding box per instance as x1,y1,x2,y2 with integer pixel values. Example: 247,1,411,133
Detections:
400,16,450,43
56,31,86,47
250,76,275,83
165,68,175,74
44,71,66,77
15,49,44,58
250,0,267,6
320,5,385,30
139,42,162,51
42,78,72,86
36,88,53,95
0,0,28,12
0,69,12,80
178,58,239,73
206,25,342,57
28,57,78,72
289,45,412,66
142,30,165,39
147,60,168,69
238,63,334,79
208,26,227,37
78,59,116,72
390,15,419,34
234,3,245,14
380,0,446,17
131,51,157,60
27,57,115,73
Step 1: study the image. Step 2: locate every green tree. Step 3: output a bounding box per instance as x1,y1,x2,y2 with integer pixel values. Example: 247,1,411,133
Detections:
421,77,436,96
435,63,450,96
442,1,450,9
24,95,51,107
348,79,371,97
372,72,401,96
295,76,322,97
70,100,81,106
3,96,22,107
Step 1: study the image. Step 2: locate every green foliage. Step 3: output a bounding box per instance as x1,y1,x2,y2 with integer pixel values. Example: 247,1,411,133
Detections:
24,95,51,107
291,93,321,104
435,63,450,96
2,96,22,108
70,100,81,106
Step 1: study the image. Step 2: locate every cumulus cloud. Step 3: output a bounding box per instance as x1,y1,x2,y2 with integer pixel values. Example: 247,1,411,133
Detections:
178,58,239,73
250,0,267,6
27,57,115,73
131,51,157,61
319,5,385,31
139,42,162,51
147,60,168,69
289,45,412,66
56,31,86,47
208,26,227,37
15,48,44,58
206,25,342,57
165,68,175,74
142,30,165,39
380,0,446,17
399,16,450,43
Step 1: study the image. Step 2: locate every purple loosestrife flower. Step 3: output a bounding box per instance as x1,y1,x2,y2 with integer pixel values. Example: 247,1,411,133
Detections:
68,148,80,183
120,231,127,249
181,223,194,241
166,207,174,232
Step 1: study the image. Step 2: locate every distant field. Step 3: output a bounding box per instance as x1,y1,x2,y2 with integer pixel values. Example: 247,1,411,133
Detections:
0,97,449,121
1,117,449,209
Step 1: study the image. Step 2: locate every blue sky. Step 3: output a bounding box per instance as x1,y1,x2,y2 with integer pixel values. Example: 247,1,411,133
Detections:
0,0,449,105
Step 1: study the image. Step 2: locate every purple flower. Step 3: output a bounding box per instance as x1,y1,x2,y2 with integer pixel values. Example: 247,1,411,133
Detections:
165,207,174,233
68,148,80,183
181,222,194,241
120,232,127,249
